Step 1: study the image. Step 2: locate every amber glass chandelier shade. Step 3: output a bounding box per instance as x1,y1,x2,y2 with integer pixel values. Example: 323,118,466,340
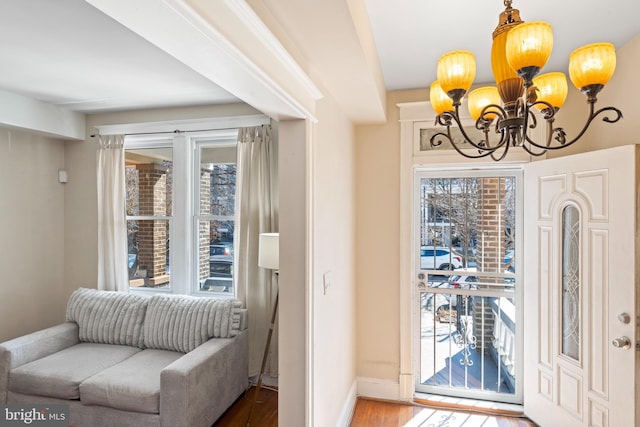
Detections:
532,72,568,110
430,81,454,115
568,42,616,89
491,30,520,84
505,21,553,73
468,86,501,120
437,50,476,94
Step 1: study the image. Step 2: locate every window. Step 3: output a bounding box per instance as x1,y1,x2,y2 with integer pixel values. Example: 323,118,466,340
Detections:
124,130,238,295
125,145,173,289
561,205,580,360
195,142,237,293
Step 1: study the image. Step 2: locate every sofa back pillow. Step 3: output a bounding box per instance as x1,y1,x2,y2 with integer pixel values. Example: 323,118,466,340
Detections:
66,288,149,348
144,295,242,353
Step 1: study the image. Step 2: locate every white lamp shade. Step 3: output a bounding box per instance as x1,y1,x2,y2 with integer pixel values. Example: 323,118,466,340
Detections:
258,233,279,270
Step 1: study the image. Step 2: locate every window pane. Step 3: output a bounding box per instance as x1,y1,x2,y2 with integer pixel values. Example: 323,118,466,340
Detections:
125,146,173,290
125,147,173,216
199,152,236,216
127,219,171,289
562,205,580,360
197,220,234,293
197,145,236,294
418,176,516,277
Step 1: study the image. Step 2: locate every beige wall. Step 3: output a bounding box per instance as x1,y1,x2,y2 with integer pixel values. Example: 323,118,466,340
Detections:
355,89,422,382
354,35,640,385
535,34,640,159
0,128,74,341
311,94,358,425
588,34,640,150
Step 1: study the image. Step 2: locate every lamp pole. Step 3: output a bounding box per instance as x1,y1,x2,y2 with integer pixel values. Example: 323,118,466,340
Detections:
246,232,279,426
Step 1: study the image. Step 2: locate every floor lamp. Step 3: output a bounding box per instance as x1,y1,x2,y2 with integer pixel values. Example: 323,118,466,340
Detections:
246,232,279,427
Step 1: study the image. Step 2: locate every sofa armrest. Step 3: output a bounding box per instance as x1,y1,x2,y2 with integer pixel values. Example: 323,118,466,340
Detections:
0,322,79,403
160,330,248,427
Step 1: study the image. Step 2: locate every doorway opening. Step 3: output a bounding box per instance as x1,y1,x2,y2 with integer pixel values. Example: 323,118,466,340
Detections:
414,169,523,404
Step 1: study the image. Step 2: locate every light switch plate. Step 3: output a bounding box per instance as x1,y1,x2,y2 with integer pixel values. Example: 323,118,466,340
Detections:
323,271,333,295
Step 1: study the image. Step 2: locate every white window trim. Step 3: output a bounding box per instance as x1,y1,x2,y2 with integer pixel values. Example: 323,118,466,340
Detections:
125,135,175,295
120,115,269,296
191,131,238,297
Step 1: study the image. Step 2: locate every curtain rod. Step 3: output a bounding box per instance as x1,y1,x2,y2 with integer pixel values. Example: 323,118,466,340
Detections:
90,123,269,138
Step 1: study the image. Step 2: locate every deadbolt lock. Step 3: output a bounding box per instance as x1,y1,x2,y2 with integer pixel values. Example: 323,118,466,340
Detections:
618,313,631,324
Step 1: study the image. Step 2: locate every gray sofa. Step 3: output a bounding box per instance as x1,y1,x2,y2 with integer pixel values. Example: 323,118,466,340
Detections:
0,288,248,427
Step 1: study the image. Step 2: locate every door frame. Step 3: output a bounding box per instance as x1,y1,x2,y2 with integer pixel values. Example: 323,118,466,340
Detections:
411,167,524,403
398,100,532,402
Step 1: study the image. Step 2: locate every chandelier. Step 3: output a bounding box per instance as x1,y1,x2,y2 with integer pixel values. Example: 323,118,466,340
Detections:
428,0,623,161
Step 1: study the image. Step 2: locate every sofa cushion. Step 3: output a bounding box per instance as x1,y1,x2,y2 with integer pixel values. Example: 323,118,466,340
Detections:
8,343,141,399
144,295,242,353
66,288,149,348
79,349,183,414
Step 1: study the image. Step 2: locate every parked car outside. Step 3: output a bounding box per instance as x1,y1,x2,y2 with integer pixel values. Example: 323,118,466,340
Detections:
441,273,479,290
432,269,478,321
209,244,231,262
453,246,477,267
420,246,463,270
202,258,233,292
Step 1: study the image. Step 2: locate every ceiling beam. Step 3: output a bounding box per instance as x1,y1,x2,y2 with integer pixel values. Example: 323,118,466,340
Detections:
0,89,85,140
84,0,323,121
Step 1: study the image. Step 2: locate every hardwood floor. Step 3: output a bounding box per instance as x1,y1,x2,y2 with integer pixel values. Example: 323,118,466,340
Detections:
351,398,538,427
214,388,538,427
213,386,278,427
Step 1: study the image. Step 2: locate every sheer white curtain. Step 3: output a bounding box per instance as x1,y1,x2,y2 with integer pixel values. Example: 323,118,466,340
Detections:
235,125,278,378
97,135,128,292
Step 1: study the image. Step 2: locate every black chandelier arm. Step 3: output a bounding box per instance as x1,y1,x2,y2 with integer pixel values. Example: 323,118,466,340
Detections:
521,106,557,150
521,140,552,157
478,104,508,128
435,113,453,127
429,127,500,159
489,142,511,161
446,105,508,152
429,129,452,149
523,114,569,151
527,102,624,151
529,100,557,120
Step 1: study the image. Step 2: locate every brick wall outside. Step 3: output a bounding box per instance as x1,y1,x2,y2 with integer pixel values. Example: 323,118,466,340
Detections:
199,169,211,281
473,177,507,353
136,163,169,285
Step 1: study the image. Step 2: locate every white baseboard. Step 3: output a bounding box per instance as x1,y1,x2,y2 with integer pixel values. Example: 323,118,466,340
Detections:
356,377,402,401
336,380,358,427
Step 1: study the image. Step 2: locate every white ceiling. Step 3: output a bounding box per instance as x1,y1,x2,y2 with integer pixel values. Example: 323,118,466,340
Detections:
364,0,640,90
0,0,238,114
0,0,638,119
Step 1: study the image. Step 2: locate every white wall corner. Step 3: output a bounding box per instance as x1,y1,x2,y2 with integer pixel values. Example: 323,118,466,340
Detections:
356,377,401,402
336,380,358,427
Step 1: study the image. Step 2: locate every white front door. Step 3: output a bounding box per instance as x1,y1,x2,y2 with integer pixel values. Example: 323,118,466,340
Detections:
523,145,638,427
